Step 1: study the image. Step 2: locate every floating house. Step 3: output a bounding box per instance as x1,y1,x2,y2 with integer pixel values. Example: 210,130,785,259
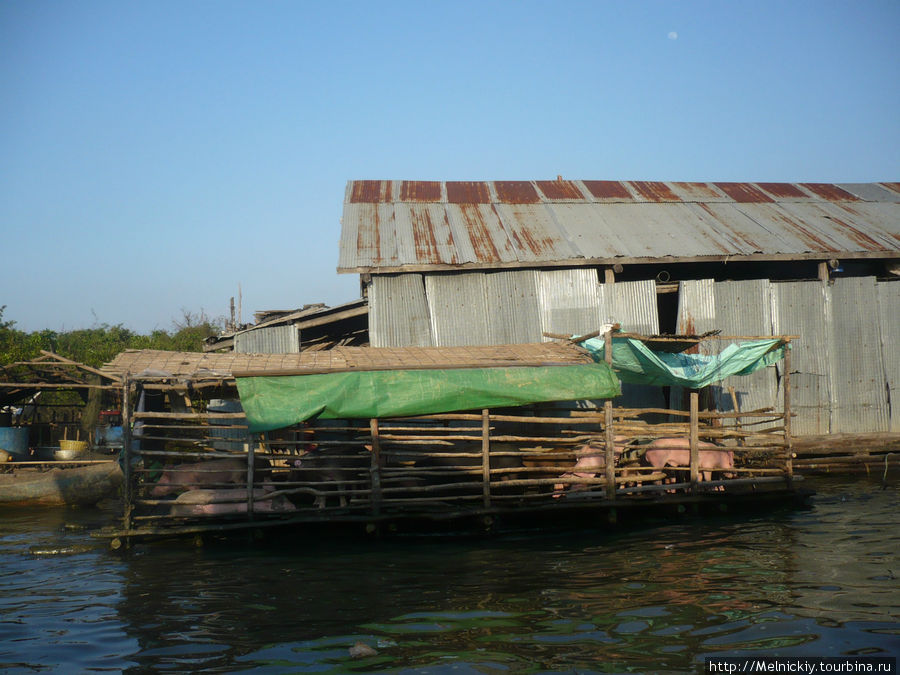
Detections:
91,333,806,546
338,180,900,439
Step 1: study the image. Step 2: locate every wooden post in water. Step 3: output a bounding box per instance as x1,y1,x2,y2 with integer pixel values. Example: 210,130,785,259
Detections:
246,439,255,519
604,328,616,499
121,376,133,536
783,340,793,487
482,409,491,509
369,418,382,516
689,391,699,490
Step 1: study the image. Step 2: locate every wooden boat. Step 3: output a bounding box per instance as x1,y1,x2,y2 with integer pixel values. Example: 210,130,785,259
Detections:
0,461,123,507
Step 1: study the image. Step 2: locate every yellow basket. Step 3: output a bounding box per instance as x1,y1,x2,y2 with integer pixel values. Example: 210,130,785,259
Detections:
58,440,88,453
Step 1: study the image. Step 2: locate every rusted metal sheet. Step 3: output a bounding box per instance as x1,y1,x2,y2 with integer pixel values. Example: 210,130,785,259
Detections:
349,180,393,203
495,204,580,261
668,182,729,202
402,204,459,266
731,203,844,253
828,277,890,433
399,180,442,202
444,204,516,264
537,268,602,338
876,281,900,432
800,183,859,201
535,179,585,201
612,204,734,256
339,180,898,272
756,183,812,200
494,181,541,204
626,181,681,202
685,203,772,254
370,274,434,348
772,281,832,436
714,183,775,203
780,203,896,251
676,279,718,343
581,180,634,201
824,202,900,247
446,181,491,204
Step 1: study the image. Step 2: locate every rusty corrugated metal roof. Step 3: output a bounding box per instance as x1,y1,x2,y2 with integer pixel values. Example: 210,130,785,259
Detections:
338,180,900,273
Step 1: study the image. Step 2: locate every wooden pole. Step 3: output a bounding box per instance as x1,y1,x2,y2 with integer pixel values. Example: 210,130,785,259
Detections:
605,400,615,499
783,341,793,486
482,409,491,508
369,418,382,516
689,391,699,489
728,386,745,446
121,376,133,537
603,327,616,500
246,439,255,519
604,326,613,366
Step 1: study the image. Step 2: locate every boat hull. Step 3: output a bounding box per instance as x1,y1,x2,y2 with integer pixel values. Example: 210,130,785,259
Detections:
0,462,124,507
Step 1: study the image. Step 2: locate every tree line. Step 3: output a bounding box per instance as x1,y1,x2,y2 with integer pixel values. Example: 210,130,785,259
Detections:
0,306,222,368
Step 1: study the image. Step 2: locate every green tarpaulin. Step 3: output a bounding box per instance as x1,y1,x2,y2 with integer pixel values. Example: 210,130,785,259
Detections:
235,363,621,433
579,337,787,389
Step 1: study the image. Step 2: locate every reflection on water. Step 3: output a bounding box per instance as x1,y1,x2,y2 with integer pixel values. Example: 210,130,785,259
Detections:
0,477,896,673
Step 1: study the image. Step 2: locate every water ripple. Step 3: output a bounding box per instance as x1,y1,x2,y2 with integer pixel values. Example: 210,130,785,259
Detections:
0,477,896,673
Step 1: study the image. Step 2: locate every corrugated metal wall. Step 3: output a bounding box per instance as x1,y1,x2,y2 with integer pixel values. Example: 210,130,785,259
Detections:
676,279,718,340
712,280,778,421
234,325,300,354
484,270,544,344
599,280,666,411
598,280,660,333
877,280,900,432
369,268,899,435
537,268,602,338
671,280,719,411
772,281,832,436
828,277,890,433
370,274,434,347
425,272,494,346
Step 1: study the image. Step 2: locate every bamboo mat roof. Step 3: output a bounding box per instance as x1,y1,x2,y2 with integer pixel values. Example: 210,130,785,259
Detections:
101,342,593,380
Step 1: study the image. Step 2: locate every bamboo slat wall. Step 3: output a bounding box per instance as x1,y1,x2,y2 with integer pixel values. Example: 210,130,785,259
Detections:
118,384,794,537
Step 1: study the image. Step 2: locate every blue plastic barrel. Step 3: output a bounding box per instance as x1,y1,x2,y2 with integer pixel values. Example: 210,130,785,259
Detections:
0,427,29,459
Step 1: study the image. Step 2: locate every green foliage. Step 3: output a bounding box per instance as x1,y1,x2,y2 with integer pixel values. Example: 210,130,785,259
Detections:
0,306,223,367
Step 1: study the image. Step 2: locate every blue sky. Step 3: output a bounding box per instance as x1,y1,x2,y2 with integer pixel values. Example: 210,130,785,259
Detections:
2,0,898,333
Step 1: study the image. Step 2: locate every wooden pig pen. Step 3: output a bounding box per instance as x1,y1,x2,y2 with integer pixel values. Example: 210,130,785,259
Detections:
96,336,807,547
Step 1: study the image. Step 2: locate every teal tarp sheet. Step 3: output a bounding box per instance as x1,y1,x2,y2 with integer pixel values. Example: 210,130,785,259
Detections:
579,337,787,389
236,363,621,433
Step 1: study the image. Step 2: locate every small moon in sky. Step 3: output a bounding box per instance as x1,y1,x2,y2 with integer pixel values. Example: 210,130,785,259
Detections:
668,31,678,40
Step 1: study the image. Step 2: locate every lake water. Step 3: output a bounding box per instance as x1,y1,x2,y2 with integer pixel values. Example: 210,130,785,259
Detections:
0,476,896,674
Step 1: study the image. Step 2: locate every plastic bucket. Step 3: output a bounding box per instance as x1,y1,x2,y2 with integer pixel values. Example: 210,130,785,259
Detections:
0,427,29,459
